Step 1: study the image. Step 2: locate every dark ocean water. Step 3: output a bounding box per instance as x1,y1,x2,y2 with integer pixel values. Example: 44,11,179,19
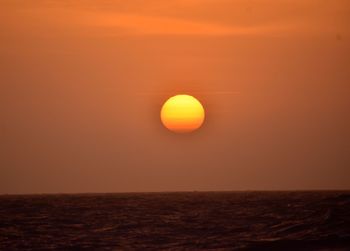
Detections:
0,191,350,250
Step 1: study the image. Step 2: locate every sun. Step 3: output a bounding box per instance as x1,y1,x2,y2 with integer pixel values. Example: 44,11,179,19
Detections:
160,94,205,133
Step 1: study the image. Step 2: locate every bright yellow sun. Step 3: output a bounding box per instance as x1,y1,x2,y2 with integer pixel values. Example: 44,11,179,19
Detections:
160,94,205,133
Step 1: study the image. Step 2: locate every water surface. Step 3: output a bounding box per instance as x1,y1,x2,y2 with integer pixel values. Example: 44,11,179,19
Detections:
1,191,349,250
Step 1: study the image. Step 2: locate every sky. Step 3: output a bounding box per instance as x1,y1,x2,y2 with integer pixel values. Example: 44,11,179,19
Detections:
1,0,349,193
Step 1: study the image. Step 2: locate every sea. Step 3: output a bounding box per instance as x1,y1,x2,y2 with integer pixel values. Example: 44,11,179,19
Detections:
1,191,350,250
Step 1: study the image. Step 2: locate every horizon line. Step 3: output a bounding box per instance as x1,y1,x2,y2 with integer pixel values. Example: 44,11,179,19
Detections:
1,189,350,196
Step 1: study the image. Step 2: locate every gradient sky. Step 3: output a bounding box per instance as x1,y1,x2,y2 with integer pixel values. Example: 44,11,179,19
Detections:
1,0,349,193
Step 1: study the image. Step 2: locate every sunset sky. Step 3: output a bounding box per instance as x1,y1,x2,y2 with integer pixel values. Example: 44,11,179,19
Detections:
1,0,349,193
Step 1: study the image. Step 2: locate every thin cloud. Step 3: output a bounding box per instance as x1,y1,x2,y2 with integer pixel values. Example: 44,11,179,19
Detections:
85,12,291,36
135,91,241,96
10,4,348,37
17,7,293,36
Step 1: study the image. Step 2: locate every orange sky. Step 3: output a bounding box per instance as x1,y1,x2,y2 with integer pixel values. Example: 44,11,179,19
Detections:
1,0,350,193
